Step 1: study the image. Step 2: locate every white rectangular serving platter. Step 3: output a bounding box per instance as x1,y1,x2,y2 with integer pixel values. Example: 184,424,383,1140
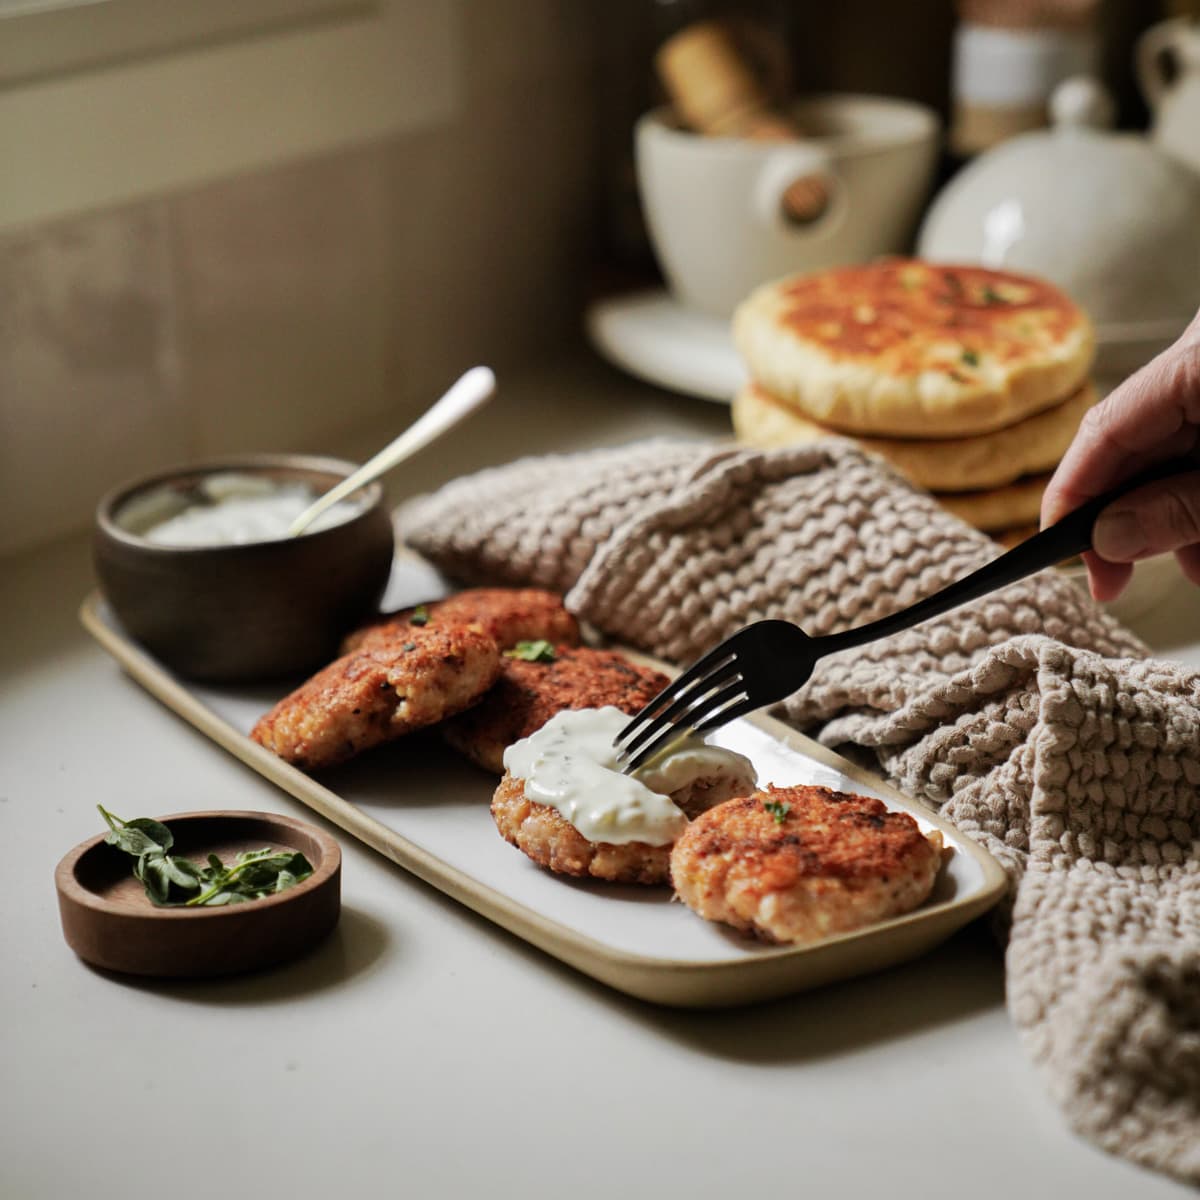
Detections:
80,568,1007,1007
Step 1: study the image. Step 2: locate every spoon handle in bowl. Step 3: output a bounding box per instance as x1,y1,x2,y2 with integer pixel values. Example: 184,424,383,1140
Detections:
288,366,496,537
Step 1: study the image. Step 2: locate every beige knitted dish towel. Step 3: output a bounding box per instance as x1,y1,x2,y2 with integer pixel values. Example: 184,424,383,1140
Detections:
402,438,1200,1185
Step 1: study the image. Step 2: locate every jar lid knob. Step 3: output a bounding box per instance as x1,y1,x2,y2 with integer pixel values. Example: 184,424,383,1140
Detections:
1050,76,1115,130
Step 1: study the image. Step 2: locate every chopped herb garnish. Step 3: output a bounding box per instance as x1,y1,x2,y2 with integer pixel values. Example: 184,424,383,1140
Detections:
961,348,980,366
97,806,312,908
409,604,430,626
763,799,790,825
504,639,557,663
403,642,417,652
981,285,1007,304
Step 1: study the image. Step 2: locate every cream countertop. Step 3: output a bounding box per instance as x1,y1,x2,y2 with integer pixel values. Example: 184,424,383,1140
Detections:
2,357,1197,1200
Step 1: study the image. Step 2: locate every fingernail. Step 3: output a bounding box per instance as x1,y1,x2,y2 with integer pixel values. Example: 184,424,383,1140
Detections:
1092,509,1146,561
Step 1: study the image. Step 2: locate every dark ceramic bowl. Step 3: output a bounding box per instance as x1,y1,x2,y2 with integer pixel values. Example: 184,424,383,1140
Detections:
94,454,395,682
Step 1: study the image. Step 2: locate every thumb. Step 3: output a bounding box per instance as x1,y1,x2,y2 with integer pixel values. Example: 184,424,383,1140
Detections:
1092,470,1200,562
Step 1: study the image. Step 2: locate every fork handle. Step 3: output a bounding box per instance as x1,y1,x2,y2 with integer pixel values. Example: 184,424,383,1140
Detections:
818,456,1198,655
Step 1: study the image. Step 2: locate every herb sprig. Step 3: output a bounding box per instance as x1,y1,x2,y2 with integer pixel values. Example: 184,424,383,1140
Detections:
504,640,557,662
763,799,791,826
97,806,313,907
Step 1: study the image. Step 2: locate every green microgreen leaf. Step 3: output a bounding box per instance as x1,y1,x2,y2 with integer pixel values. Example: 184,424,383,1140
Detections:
409,604,430,626
98,806,172,858
763,799,790,825
961,348,980,366
981,284,1007,304
185,849,313,907
122,817,174,852
160,855,201,889
504,640,557,662
137,856,171,904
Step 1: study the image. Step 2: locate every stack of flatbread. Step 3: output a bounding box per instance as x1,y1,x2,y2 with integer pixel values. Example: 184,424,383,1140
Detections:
731,259,1097,545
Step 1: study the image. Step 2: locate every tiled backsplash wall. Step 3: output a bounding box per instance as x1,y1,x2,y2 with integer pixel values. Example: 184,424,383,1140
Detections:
0,2,599,557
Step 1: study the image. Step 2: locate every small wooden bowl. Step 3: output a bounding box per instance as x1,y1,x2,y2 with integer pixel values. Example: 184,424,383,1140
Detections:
55,811,341,978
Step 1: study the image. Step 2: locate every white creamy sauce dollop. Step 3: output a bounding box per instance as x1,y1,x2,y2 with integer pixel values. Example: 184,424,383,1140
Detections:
133,473,363,547
503,706,755,846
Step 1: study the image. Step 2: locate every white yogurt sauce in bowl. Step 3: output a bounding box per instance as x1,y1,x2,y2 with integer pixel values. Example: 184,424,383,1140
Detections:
503,706,755,846
117,472,365,547
94,454,395,681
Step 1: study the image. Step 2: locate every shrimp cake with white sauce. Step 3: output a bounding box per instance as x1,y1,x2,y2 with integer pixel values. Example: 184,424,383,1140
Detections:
251,625,501,771
491,771,674,885
342,588,580,654
491,707,758,886
490,766,756,886
670,785,943,944
444,646,669,773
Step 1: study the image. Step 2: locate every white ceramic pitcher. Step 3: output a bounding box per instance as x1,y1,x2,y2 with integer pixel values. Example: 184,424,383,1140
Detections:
1137,17,1200,173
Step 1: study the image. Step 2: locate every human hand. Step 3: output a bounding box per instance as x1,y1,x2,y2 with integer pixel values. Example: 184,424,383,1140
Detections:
1041,319,1200,601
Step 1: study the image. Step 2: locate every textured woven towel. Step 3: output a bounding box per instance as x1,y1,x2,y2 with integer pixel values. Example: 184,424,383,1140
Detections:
403,438,1200,1184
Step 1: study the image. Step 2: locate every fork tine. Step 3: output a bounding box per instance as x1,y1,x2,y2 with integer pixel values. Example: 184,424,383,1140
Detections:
614,636,743,751
613,659,743,762
690,693,758,737
615,645,737,745
620,677,749,773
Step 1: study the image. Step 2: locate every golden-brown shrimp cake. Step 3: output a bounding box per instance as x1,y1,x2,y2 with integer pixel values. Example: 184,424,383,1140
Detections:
638,755,758,819
670,785,944,944
491,706,759,885
341,588,580,654
491,772,672,885
443,646,670,773
251,624,501,771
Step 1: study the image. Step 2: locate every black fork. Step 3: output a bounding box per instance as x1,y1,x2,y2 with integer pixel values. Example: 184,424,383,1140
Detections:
613,456,1198,772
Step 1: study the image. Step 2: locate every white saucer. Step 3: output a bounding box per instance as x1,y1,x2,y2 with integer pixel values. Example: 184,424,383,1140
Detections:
585,289,747,404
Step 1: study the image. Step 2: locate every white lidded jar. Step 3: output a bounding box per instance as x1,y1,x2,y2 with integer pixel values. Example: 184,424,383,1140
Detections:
918,76,1200,380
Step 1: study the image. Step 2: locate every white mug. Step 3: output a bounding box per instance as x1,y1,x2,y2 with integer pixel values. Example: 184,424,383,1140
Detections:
1137,17,1200,174
635,94,941,317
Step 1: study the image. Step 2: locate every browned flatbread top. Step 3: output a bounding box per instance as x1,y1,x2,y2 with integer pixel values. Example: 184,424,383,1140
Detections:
342,587,580,655
768,259,1085,374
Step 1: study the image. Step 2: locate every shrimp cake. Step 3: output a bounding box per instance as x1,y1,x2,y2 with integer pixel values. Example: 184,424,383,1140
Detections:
491,771,672,885
670,785,944,944
443,647,669,773
342,588,580,654
251,624,501,771
489,724,753,888
639,752,758,820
